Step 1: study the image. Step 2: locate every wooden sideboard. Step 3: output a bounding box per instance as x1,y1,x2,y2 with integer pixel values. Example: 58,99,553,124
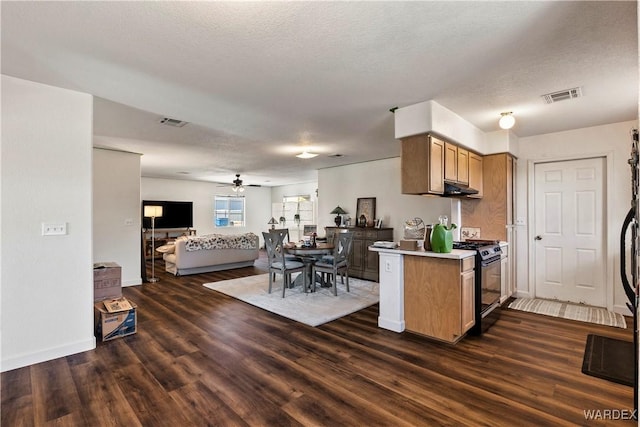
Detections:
325,226,393,282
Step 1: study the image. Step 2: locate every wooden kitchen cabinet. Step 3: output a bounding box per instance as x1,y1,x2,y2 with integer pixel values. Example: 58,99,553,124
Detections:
461,152,517,299
461,267,475,332
461,153,515,241
444,142,469,186
467,151,482,198
401,134,445,195
325,226,393,282
444,142,458,183
457,147,469,185
404,255,475,343
402,133,479,196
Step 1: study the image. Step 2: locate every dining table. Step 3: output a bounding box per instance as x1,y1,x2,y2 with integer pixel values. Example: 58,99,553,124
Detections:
283,242,334,291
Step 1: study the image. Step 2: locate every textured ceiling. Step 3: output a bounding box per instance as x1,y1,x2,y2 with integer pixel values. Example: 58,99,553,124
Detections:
2,1,638,186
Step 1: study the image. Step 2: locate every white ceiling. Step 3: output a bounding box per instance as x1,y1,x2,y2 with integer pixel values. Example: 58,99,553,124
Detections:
2,1,638,187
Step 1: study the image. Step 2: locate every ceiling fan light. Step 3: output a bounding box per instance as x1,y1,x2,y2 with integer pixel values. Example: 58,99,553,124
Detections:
499,112,515,130
296,151,318,159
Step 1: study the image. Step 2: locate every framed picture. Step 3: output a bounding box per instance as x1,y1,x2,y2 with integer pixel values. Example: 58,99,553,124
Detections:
375,218,382,228
356,197,376,227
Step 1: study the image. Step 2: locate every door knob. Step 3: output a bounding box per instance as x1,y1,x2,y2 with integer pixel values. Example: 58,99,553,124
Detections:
535,235,542,241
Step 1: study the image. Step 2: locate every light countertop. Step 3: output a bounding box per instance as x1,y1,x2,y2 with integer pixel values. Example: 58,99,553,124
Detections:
368,246,476,260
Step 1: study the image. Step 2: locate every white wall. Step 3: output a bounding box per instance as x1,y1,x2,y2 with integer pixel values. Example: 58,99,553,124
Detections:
394,100,486,153
270,181,318,207
515,120,638,314
141,177,272,244
318,158,454,241
93,148,142,286
1,75,95,371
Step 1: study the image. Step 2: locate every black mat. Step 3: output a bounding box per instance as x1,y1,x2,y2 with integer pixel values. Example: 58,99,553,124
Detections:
582,334,634,387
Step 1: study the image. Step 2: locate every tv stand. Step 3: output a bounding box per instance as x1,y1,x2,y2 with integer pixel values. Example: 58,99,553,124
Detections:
143,228,195,257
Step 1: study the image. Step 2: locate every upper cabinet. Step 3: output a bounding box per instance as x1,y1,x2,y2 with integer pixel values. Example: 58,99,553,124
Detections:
444,142,458,183
401,134,445,195
401,133,480,198
461,152,516,240
457,148,469,185
467,152,483,199
444,142,469,186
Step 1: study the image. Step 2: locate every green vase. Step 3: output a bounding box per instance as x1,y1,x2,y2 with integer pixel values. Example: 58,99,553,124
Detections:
430,223,457,253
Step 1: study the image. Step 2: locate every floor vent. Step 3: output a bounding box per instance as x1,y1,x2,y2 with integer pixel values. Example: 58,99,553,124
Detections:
542,87,582,104
159,117,189,127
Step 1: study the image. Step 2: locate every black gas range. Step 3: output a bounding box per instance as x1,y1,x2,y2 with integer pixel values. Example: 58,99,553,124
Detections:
453,240,503,335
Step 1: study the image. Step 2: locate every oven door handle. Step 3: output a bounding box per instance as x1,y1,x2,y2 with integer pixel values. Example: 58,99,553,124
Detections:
480,257,501,268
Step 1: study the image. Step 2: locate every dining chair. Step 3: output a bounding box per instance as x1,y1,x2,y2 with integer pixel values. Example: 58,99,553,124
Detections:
271,228,299,256
262,231,306,297
266,228,301,279
321,228,349,263
312,232,354,295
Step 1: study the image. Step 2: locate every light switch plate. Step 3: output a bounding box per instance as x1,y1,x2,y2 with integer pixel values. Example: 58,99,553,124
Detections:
42,222,67,236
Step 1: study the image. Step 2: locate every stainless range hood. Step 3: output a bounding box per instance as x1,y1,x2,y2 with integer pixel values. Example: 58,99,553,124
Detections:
443,182,479,197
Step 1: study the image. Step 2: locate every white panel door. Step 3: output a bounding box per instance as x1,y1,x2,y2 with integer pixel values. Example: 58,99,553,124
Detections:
534,158,605,306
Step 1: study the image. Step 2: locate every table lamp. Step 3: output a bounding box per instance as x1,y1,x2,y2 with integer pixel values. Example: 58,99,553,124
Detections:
144,205,163,283
268,217,278,230
330,206,347,227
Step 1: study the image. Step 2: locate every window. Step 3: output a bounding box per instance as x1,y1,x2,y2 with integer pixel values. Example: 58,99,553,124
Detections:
214,196,245,227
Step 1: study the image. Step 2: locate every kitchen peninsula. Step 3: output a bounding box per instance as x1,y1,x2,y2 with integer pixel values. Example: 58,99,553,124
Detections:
369,245,477,343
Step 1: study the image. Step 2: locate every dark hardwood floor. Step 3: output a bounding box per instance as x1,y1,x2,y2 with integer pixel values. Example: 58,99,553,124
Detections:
2,252,636,426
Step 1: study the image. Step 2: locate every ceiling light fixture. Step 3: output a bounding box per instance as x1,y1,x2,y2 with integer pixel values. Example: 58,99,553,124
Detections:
296,151,318,159
499,112,515,130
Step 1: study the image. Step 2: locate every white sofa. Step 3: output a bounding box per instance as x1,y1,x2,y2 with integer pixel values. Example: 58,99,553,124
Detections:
162,233,259,276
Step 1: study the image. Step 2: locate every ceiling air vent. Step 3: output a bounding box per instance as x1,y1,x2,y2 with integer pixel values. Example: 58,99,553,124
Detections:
541,87,582,104
159,117,189,127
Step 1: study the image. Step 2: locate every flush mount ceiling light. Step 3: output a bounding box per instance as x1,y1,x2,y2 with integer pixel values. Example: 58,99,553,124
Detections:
231,174,244,192
296,151,318,159
499,112,515,130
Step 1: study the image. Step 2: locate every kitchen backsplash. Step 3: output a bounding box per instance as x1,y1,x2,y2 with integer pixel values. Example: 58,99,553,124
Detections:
461,227,480,240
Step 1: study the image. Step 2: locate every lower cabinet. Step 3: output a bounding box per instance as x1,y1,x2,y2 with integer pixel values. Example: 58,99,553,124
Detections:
404,255,475,343
325,227,393,282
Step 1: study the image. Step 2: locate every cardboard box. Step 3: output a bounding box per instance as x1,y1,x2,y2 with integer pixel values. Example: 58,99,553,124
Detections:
94,299,137,341
399,240,418,250
93,262,122,301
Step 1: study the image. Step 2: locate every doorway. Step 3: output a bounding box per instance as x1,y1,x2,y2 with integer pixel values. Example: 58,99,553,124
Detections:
533,157,606,306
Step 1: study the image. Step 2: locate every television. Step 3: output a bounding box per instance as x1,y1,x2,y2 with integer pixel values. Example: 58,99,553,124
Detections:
142,200,193,229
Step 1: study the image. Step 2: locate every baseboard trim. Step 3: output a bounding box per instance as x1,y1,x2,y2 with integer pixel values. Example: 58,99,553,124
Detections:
122,277,142,287
378,316,405,333
1,336,96,372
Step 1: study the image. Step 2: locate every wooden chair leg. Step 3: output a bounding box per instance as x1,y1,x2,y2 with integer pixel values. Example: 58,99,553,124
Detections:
345,271,350,292
268,271,273,293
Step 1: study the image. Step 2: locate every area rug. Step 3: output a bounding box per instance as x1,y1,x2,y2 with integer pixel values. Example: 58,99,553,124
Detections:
508,298,627,329
582,334,634,387
203,273,379,327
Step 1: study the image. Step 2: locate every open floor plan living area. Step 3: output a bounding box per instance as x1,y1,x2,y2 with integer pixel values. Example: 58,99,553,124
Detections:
2,2,640,425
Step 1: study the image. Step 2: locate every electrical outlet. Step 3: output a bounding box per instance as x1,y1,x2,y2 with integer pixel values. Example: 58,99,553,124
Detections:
516,217,526,226
385,260,392,272
124,218,134,226
42,222,67,236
